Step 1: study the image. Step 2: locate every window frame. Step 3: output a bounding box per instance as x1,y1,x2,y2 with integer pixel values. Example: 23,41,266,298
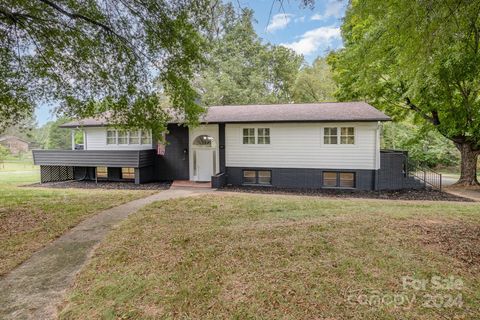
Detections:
340,127,355,145
96,166,108,179
257,128,270,145
323,127,338,145
323,126,356,145
117,130,128,145
322,171,356,188
140,130,152,145
106,130,117,145
121,167,135,180
242,128,256,145
128,130,140,144
242,170,272,186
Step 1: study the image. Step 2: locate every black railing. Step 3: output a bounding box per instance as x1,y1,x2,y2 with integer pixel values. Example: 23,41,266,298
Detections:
407,163,443,191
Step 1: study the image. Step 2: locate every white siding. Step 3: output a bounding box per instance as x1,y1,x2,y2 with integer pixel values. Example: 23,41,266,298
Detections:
225,122,380,170
84,127,153,150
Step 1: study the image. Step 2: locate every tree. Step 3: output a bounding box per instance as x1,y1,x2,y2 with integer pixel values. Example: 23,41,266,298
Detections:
329,0,480,186
197,6,303,106
1,0,211,134
292,57,336,103
0,144,10,168
382,121,459,168
44,118,71,150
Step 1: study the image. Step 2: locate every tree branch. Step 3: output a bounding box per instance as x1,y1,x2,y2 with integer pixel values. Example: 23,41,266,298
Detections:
404,97,440,125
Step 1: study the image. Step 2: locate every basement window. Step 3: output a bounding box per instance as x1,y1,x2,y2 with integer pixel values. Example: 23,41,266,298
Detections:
243,170,272,185
97,167,108,179
323,172,356,188
121,167,135,180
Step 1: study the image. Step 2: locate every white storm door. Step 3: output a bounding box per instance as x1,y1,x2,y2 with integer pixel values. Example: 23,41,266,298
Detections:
196,149,214,181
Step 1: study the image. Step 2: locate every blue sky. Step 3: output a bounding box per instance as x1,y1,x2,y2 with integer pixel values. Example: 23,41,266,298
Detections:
242,0,346,59
35,0,347,126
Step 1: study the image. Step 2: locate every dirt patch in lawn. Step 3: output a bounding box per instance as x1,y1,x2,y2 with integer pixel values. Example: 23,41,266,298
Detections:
399,219,480,271
222,186,473,202
27,180,171,190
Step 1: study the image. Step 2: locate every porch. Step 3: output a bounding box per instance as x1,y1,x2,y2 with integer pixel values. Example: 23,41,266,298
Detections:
32,149,157,184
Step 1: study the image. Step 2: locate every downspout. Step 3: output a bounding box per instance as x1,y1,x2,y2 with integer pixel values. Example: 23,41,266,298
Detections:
373,121,381,190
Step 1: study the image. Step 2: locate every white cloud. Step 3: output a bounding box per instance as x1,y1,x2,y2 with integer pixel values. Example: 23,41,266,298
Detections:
266,13,294,33
311,0,345,21
295,16,305,23
281,26,341,56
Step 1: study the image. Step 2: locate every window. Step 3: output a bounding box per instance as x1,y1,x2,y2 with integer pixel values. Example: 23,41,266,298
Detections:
243,128,255,144
129,131,140,144
121,167,135,180
324,128,338,144
97,167,108,178
243,170,272,185
257,128,270,144
339,172,355,188
141,130,152,144
243,170,256,184
257,171,272,184
323,172,356,188
106,130,116,144
340,127,355,144
118,130,128,144
323,172,337,187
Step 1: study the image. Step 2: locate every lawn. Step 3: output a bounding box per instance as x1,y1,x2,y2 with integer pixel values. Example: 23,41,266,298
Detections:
0,169,156,275
60,194,480,319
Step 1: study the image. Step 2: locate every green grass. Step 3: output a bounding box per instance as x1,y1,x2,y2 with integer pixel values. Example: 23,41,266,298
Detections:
0,169,156,275
60,194,480,319
0,159,37,172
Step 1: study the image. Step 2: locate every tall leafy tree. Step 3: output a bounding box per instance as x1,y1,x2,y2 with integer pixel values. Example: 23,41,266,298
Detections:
292,57,336,103
44,118,72,150
197,6,303,106
330,0,480,186
1,0,211,134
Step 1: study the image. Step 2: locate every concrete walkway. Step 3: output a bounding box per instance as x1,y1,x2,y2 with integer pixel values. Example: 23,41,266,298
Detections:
444,188,480,202
0,188,211,320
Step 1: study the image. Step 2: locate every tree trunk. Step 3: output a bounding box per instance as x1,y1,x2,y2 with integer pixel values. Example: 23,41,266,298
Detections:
454,143,480,186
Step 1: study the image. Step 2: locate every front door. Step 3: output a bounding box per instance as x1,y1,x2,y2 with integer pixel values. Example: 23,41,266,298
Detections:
196,149,214,181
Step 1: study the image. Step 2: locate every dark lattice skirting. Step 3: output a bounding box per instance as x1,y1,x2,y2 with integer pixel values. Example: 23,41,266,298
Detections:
40,166,74,183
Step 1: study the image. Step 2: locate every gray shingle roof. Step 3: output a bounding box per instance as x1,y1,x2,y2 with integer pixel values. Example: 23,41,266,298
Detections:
60,102,390,128
200,102,390,123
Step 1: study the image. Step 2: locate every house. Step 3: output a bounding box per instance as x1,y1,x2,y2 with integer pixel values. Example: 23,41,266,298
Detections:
0,135,29,155
32,102,426,190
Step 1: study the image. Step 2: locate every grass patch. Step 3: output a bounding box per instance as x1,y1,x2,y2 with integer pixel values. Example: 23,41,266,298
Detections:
60,194,480,319
0,170,156,275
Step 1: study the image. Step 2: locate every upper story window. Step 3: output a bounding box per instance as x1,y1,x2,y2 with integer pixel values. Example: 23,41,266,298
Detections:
257,128,270,144
117,130,128,144
106,130,116,144
243,128,255,144
324,127,355,145
140,130,152,144
129,131,140,144
107,129,152,145
324,128,338,144
340,127,355,144
243,128,271,145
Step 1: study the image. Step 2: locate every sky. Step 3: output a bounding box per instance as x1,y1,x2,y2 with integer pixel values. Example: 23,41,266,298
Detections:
241,0,346,59
35,0,347,126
